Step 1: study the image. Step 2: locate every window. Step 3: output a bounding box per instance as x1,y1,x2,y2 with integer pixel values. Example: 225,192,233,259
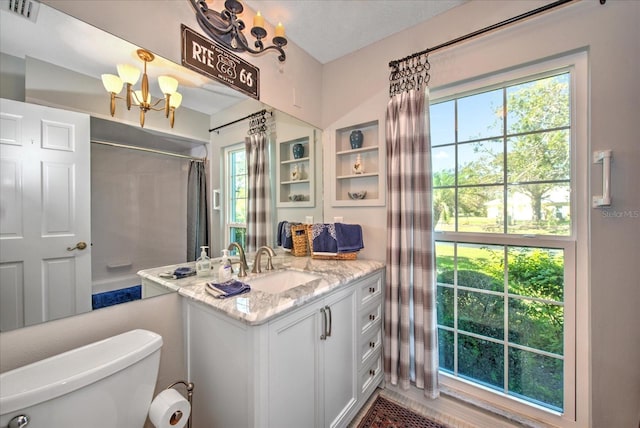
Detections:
225,144,247,247
430,55,587,426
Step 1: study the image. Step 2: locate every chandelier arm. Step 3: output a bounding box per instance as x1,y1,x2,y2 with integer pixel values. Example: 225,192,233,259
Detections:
191,1,234,34
230,33,286,61
147,105,168,113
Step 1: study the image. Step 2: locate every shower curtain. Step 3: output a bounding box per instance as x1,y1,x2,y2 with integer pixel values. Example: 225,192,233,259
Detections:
384,87,439,398
187,160,209,261
245,132,271,252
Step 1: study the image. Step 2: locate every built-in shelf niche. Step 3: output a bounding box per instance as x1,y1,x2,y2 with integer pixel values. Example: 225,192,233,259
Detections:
332,120,385,206
277,136,314,207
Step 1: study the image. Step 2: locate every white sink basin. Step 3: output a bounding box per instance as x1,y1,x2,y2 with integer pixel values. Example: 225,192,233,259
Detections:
248,270,320,294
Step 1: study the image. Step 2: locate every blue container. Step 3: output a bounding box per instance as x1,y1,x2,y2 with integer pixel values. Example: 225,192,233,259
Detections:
350,130,363,149
292,143,305,159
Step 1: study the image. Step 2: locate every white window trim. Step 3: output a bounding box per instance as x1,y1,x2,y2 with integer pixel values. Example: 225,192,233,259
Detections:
430,51,589,428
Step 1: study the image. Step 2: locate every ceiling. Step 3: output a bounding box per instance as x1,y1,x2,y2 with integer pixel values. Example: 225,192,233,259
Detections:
243,0,467,64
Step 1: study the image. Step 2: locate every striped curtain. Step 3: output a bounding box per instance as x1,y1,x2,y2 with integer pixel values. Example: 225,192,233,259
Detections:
384,88,439,398
245,132,271,252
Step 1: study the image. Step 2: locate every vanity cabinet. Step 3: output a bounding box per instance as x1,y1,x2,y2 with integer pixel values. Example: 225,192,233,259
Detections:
184,270,384,428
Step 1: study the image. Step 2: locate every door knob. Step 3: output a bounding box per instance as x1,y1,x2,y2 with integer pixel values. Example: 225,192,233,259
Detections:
67,241,87,251
8,414,30,428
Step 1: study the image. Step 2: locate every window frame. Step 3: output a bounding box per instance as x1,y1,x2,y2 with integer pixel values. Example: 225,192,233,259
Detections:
429,52,588,427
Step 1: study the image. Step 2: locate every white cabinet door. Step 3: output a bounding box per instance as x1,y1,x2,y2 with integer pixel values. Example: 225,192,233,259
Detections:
0,98,91,330
268,285,358,428
322,286,358,428
268,299,324,428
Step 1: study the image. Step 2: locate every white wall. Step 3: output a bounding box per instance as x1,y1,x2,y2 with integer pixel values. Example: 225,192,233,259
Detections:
321,1,640,426
91,144,188,292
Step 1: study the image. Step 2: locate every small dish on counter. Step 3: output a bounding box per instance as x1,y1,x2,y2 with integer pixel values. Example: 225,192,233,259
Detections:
348,191,367,200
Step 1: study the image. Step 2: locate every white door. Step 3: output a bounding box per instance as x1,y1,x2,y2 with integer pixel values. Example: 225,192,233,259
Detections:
0,98,91,331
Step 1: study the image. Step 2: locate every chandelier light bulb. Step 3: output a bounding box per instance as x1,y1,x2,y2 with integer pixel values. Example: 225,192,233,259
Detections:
101,74,123,94
134,90,151,106
117,64,141,85
169,92,183,109
158,76,179,95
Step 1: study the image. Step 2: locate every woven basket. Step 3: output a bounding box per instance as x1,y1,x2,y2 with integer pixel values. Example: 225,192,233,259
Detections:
290,224,309,257
306,224,358,260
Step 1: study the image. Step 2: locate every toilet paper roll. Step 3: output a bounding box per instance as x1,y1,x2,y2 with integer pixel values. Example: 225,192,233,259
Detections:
148,388,191,428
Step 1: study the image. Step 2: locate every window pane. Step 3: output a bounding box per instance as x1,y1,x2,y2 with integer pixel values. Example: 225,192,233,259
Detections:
438,328,455,372
509,348,563,411
458,185,503,233
435,241,455,284
458,334,504,390
432,145,455,181
506,183,570,236
229,227,246,248
458,290,503,339
507,130,570,183
430,100,455,146
434,188,455,231
509,298,563,354
507,74,569,134
232,151,246,174
458,89,503,142
508,247,564,301
456,244,503,292
458,140,503,186
437,286,454,327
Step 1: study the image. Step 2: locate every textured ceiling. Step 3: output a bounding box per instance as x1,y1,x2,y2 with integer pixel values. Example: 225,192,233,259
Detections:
243,0,467,64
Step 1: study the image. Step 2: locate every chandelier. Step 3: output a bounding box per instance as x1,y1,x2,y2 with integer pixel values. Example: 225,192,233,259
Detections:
101,49,183,128
190,0,288,62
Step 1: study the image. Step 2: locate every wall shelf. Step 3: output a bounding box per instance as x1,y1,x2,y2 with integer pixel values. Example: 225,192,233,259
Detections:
276,136,314,208
331,120,385,207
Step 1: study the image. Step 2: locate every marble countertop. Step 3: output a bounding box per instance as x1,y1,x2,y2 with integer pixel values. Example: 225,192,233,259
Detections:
138,252,385,326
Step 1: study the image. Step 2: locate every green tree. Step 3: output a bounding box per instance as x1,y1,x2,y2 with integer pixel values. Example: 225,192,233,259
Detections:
433,170,454,225
505,76,570,222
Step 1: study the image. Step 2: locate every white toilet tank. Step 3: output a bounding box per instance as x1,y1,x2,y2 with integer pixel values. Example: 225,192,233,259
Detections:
0,329,163,428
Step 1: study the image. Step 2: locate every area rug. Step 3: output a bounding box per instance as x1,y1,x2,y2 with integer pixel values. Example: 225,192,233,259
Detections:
357,395,449,428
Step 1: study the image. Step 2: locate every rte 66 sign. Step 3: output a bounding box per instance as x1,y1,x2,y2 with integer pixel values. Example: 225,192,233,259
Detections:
182,25,260,99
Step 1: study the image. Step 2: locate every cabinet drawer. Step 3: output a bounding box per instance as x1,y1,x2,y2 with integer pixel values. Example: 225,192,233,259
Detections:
360,301,382,335
360,324,382,368
358,273,383,308
359,353,382,395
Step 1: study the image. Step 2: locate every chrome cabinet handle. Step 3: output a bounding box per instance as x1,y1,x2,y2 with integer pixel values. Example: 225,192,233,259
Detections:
325,305,332,338
9,414,30,428
320,308,327,340
66,241,87,251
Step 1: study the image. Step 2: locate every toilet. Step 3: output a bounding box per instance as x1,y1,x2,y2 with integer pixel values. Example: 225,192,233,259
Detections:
0,329,163,428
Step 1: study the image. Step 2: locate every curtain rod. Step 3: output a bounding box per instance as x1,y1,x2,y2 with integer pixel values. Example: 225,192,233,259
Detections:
389,0,605,68
209,109,270,133
91,140,206,162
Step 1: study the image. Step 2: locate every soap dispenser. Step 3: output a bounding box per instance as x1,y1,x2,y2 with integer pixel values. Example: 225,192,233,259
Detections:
219,249,233,281
195,246,211,277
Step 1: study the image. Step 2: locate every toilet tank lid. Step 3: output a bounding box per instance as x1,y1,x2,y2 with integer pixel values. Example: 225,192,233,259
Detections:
0,329,163,415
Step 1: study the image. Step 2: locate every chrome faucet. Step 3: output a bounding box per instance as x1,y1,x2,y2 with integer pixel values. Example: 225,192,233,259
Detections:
252,246,276,274
228,242,249,277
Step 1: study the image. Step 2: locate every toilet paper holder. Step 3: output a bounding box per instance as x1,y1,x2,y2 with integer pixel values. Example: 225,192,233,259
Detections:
164,380,194,428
